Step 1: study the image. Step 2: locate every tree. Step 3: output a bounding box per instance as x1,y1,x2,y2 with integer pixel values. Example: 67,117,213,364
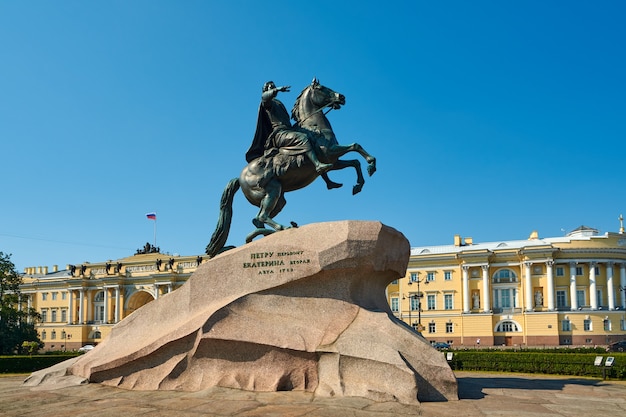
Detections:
0,252,41,354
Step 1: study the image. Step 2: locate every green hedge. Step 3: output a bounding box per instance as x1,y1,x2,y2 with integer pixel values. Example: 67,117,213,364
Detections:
446,351,626,379
0,355,79,374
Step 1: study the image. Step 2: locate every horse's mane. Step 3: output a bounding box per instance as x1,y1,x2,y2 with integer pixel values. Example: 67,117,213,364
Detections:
291,84,311,124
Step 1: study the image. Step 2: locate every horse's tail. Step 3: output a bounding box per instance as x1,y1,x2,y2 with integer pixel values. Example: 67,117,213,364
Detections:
206,177,240,258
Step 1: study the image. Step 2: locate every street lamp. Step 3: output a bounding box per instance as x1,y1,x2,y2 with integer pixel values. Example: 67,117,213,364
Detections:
63,332,71,352
406,275,429,333
404,294,417,330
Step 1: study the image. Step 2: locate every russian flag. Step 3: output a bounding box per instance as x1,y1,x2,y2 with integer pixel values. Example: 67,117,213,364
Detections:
146,212,157,220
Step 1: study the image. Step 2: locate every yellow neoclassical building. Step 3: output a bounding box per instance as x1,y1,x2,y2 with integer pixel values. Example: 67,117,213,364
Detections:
387,225,626,347
19,223,626,351
20,246,204,351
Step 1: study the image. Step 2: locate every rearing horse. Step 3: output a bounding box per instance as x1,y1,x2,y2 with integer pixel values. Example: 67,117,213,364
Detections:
206,79,376,257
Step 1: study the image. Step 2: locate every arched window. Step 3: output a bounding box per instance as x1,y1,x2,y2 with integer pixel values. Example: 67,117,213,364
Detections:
492,269,519,311
492,269,518,283
495,320,520,332
88,330,102,339
94,291,105,323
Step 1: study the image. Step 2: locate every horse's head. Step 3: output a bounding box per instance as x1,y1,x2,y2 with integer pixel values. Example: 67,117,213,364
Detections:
309,77,345,110
292,78,346,123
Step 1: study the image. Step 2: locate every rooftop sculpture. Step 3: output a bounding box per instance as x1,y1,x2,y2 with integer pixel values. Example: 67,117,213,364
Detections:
206,78,376,257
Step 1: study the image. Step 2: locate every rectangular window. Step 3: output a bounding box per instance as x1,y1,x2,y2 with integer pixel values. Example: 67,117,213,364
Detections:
577,290,585,307
41,310,47,322
584,319,592,331
595,266,600,275
597,289,603,308
410,273,418,282
51,310,57,322
391,297,399,312
410,296,419,311
391,279,398,285
556,290,567,308
576,267,583,276
61,309,67,323
426,272,435,282
428,322,436,334
96,306,104,323
444,294,453,310
556,267,564,277
621,319,626,331
427,294,436,310
62,292,67,300
41,293,47,301
495,288,517,309
444,271,452,281
604,319,611,331
445,322,453,333
51,292,57,301
501,289,511,308
562,320,571,331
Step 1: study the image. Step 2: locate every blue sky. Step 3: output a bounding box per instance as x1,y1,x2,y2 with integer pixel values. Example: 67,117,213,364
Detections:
1,1,625,272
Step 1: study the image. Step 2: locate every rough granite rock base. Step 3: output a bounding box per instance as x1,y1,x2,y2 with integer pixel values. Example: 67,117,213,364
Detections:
25,221,458,404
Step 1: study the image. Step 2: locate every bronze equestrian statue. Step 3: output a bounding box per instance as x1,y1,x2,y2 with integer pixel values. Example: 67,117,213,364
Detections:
206,79,376,257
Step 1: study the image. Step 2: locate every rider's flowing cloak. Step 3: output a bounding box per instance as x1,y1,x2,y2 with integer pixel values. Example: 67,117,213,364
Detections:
247,98,317,164
245,104,273,163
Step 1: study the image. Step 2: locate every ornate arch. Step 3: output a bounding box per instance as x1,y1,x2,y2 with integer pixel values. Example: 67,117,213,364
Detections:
125,290,155,314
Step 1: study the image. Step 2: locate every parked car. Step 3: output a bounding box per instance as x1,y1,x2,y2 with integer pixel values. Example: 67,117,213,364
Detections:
606,340,626,352
432,342,450,350
78,344,95,352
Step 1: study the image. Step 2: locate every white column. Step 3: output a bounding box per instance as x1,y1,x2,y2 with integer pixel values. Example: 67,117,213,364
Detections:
570,262,578,310
27,294,33,324
86,289,91,323
154,284,159,300
115,286,121,323
67,290,73,324
620,263,626,308
524,262,533,311
79,289,85,324
589,262,597,310
167,283,173,293
462,266,470,313
482,265,490,312
546,261,555,311
103,287,109,324
607,262,615,310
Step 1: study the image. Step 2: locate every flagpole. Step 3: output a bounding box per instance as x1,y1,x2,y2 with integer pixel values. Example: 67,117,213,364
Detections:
146,212,157,248
153,216,157,248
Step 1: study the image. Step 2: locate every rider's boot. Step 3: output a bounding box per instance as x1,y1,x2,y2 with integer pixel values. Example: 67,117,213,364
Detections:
307,150,332,174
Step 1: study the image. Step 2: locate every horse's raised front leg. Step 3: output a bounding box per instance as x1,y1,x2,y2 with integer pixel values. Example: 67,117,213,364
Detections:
327,159,365,195
326,143,376,177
